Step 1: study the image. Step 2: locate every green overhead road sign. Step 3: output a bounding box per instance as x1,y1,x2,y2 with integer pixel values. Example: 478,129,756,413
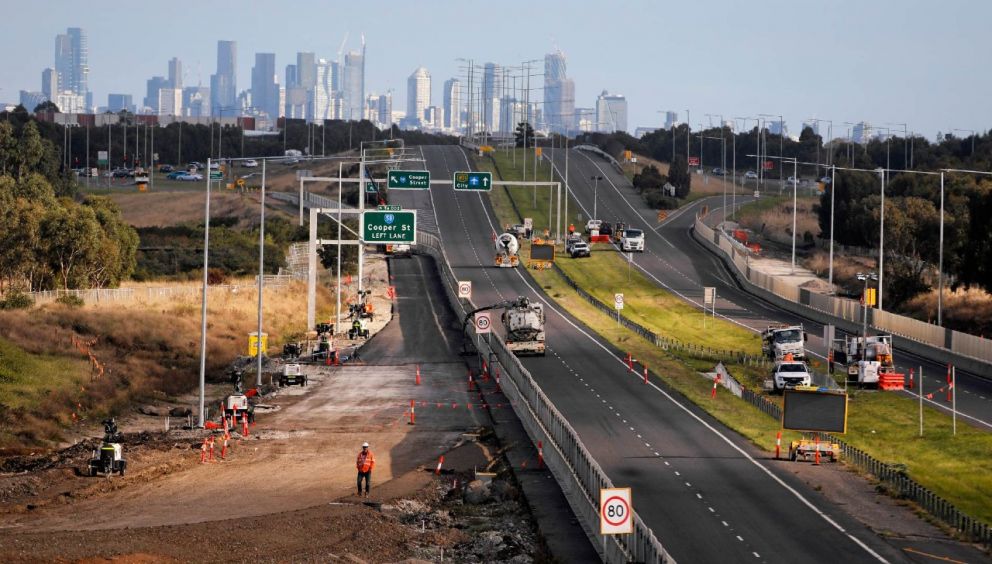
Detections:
453,171,492,191
388,170,430,190
366,181,378,193
362,210,416,244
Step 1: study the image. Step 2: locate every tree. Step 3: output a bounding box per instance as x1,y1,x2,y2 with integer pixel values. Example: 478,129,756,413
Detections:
83,196,139,287
514,122,535,148
633,165,665,192
16,121,45,180
668,155,692,198
32,101,60,113
39,204,103,290
0,121,14,175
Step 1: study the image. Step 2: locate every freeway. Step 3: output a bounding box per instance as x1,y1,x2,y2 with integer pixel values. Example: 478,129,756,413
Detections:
391,144,921,563
546,147,992,431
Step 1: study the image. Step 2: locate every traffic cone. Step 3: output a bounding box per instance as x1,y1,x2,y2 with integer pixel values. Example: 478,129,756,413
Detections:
208,436,215,462
409,400,416,425
643,366,648,385
775,431,782,459
416,365,421,385
221,438,229,459
537,441,544,468
435,455,444,475
468,369,475,391
200,438,208,463
495,367,501,393
908,368,914,390
711,375,719,399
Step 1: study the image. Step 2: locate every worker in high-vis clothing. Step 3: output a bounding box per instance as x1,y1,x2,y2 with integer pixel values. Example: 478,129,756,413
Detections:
356,441,375,497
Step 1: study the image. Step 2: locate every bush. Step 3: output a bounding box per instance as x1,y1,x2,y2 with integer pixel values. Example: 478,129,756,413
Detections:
0,291,34,310
55,293,84,307
642,190,679,210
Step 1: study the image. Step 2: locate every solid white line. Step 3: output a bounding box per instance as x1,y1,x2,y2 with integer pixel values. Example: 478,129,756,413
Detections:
454,146,888,562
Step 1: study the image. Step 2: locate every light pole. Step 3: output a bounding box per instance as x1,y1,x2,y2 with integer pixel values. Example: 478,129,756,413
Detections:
877,167,885,311
685,109,691,161
734,117,757,220
857,271,879,354
749,154,798,273
952,129,975,156
591,175,603,219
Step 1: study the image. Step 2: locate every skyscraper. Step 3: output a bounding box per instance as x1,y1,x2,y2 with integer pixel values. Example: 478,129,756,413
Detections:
443,78,461,132
210,40,237,116
182,86,210,117
313,58,339,120
664,111,679,129
41,68,57,101
107,94,134,113
168,57,183,90
482,63,502,133
596,91,627,133
406,67,431,127
544,50,575,134
376,93,392,128
54,27,89,107
251,52,279,120
342,41,365,121
295,52,316,120
144,76,168,112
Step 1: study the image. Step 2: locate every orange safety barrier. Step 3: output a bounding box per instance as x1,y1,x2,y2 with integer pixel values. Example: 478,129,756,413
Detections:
879,372,905,391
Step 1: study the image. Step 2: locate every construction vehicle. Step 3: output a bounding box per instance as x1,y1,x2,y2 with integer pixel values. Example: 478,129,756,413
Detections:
279,363,308,387
789,438,839,462
88,418,126,477
348,317,370,340
223,394,255,424
612,222,627,243
495,232,520,267
830,334,895,388
501,297,546,356
761,324,807,361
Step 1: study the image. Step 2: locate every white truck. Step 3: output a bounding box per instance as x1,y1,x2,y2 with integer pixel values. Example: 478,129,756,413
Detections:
761,324,806,361
501,297,546,356
620,228,645,252
495,232,520,267
830,334,894,388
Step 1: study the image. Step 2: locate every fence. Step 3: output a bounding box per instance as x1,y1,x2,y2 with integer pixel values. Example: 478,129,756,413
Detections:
25,284,260,305
414,230,674,563
694,216,992,378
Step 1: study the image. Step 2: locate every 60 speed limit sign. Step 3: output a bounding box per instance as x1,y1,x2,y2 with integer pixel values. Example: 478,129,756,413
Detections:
600,487,633,535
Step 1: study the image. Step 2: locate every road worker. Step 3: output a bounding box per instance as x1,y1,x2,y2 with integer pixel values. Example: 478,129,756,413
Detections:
784,352,795,362
356,441,375,497
568,223,575,234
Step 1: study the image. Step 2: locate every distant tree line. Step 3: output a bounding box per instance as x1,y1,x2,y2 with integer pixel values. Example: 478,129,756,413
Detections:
0,119,137,292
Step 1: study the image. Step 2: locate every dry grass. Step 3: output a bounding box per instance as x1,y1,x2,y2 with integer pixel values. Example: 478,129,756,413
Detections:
0,280,335,451
904,287,992,334
108,191,285,228
737,195,820,247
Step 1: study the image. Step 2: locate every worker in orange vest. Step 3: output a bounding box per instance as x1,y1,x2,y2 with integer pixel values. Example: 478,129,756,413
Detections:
784,352,795,362
356,441,375,497
568,223,575,234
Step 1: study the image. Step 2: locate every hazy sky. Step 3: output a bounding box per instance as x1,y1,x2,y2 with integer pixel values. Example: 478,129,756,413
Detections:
4,0,990,139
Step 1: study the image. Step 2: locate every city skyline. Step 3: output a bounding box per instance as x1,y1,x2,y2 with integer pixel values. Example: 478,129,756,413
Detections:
4,1,992,138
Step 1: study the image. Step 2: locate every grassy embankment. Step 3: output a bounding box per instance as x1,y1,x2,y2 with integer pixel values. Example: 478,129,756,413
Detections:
0,280,336,452
475,148,992,526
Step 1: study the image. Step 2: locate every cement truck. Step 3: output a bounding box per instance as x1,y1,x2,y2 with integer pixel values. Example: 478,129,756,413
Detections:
495,232,520,267
501,297,546,356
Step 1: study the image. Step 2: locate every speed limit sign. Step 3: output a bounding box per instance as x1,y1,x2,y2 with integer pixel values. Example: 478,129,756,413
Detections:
458,280,472,299
600,487,633,535
474,311,492,334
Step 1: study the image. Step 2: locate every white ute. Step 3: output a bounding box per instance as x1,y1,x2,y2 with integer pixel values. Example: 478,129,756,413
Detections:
772,361,812,392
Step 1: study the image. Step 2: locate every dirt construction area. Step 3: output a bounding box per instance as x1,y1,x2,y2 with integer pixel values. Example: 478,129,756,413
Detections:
0,255,549,563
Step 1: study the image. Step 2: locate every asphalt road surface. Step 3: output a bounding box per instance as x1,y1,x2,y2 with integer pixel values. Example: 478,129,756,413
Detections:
386,144,968,563
546,147,992,432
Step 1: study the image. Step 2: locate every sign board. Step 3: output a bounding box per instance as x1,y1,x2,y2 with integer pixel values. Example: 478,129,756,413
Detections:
153,152,159,162
377,204,402,211
97,150,108,165
823,324,835,347
209,170,223,180
453,171,492,191
457,280,472,300
600,488,633,535
763,160,774,170
523,217,533,230
388,170,430,190
474,311,492,334
624,150,632,161
535,147,542,157
863,288,877,307
703,287,716,307
366,181,378,193
614,293,624,310
688,156,700,167
361,210,416,244
237,178,246,188
530,243,555,262
248,332,268,357
782,390,848,434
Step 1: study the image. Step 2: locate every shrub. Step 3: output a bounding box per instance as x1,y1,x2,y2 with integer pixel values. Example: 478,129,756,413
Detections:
0,291,34,310
55,293,84,307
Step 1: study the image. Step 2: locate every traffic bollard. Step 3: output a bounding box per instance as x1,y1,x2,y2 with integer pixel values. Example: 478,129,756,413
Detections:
643,366,648,385
813,436,821,466
775,431,782,459
537,441,544,468
409,400,416,425
435,455,444,475
416,365,421,386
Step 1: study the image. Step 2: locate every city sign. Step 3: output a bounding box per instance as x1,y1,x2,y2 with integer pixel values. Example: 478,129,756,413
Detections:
361,210,416,244
388,170,430,190
453,171,492,191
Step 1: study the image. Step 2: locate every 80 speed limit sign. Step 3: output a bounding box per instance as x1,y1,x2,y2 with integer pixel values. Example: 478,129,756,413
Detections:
600,487,633,535
474,311,492,334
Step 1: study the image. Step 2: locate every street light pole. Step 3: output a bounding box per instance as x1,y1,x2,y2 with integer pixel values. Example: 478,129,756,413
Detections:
878,167,885,311
828,165,836,291
938,171,945,325
197,157,212,427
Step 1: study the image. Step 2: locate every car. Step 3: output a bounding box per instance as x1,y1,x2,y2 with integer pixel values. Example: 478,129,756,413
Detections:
569,241,591,258
565,233,584,253
744,170,758,180
283,157,301,165
166,170,187,180
584,219,603,233
188,161,203,170
620,228,645,252
209,162,220,170
111,168,132,178
599,222,614,236
176,172,203,181
711,167,726,176
509,224,527,239
787,175,800,185
159,164,174,173
772,361,812,392
242,159,259,168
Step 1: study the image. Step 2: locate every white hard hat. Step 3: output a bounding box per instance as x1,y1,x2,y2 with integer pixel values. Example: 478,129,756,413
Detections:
362,442,369,447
